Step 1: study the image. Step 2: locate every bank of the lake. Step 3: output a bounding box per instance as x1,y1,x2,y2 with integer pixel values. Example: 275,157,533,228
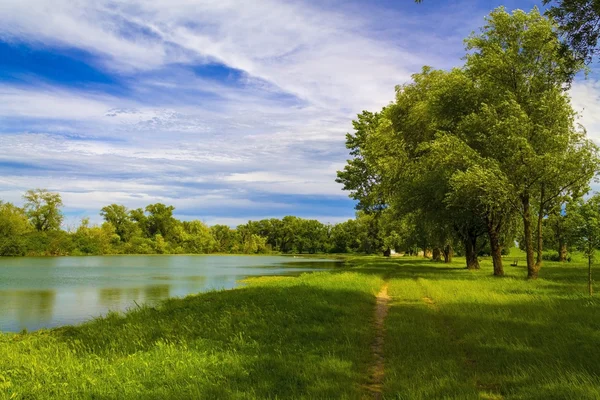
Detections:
1,256,600,399
0,255,340,332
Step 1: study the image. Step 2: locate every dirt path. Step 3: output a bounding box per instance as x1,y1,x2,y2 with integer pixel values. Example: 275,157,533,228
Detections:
364,283,390,399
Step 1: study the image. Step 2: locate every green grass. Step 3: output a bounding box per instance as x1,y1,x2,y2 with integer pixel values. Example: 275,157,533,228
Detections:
380,256,600,400
1,255,599,399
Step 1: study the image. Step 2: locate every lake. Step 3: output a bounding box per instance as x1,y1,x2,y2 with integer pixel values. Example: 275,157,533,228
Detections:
0,255,340,333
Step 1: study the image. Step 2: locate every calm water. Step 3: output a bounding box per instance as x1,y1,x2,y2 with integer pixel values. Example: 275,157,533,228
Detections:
0,255,339,332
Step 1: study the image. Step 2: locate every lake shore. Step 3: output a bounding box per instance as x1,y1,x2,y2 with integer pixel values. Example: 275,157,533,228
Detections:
0,255,341,332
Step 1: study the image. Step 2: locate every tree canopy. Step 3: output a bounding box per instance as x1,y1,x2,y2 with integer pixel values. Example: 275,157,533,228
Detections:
337,7,599,278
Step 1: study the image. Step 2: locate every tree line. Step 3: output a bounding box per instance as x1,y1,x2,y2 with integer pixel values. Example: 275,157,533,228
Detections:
0,189,407,256
336,7,600,279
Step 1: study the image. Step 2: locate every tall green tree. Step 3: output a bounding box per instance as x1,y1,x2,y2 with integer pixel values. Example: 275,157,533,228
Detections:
464,7,596,279
23,189,64,232
336,111,386,213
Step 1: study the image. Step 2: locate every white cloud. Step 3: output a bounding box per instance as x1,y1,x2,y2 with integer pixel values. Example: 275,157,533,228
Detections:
570,80,600,144
0,85,116,119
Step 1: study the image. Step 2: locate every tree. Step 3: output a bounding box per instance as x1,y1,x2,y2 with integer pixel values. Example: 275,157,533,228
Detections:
336,111,386,213
571,194,600,296
129,208,149,237
464,7,596,279
145,203,176,239
545,202,581,261
446,162,516,276
336,8,598,279
23,189,64,232
73,217,118,255
0,201,31,255
544,0,600,64
181,220,216,253
366,68,490,269
100,204,135,242
211,224,236,253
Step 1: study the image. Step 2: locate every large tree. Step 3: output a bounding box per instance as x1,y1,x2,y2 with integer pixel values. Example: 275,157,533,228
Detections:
464,7,597,279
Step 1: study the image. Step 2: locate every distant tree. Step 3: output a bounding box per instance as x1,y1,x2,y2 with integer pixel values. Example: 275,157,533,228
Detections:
100,204,135,242
181,220,216,253
571,194,600,296
73,217,118,255
211,224,236,253
0,201,31,255
129,208,149,237
23,189,64,232
145,203,176,239
544,203,581,261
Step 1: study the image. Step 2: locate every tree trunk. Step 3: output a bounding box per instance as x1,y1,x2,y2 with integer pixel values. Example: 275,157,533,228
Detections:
522,195,537,279
535,187,545,273
464,236,480,270
559,240,567,262
432,248,441,262
487,218,504,276
383,247,391,257
443,244,453,263
589,252,594,297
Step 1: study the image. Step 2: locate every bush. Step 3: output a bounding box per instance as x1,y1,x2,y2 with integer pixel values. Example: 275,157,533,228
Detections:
542,250,571,262
0,237,28,256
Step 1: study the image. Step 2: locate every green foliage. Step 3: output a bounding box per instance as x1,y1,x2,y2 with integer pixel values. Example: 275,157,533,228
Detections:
100,204,136,242
22,189,64,232
544,0,600,64
336,111,386,212
24,230,74,256
72,218,117,255
571,195,600,259
0,201,31,256
1,190,391,257
337,7,599,277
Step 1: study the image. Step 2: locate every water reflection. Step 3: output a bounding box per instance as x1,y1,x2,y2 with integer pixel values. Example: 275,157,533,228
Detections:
0,290,56,332
0,255,340,332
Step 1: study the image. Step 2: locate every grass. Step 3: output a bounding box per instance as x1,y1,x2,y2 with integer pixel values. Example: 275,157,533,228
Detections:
1,253,600,399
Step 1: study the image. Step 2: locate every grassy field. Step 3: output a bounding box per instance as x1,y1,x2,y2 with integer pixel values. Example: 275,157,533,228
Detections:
1,252,599,399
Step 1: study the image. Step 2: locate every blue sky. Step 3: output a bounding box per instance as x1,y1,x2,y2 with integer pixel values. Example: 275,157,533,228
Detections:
1,0,599,227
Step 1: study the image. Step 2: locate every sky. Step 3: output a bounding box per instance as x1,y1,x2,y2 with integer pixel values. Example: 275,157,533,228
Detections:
1,0,600,227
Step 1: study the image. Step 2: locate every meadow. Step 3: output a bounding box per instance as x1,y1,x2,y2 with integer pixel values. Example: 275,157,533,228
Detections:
1,252,599,399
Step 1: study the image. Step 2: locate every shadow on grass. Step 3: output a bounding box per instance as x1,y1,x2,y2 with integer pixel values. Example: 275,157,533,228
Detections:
382,266,600,400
